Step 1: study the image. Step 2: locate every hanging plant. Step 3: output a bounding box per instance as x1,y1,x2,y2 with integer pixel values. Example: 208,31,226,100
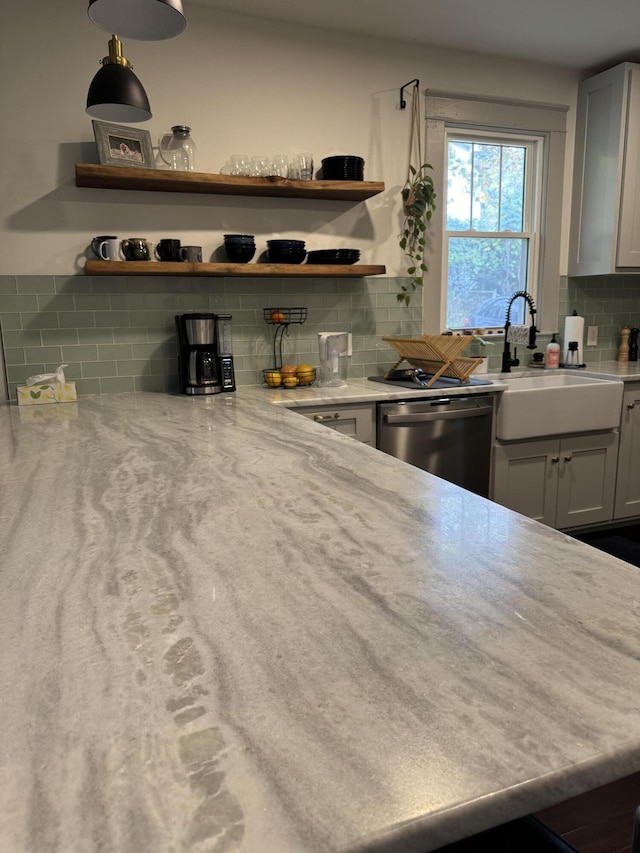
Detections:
399,163,436,305
398,83,437,306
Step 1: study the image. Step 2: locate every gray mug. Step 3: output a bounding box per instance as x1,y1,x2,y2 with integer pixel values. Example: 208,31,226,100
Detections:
180,245,203,263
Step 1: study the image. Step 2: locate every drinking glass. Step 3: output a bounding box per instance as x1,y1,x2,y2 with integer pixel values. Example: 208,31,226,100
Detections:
298,153,314,181
230,154,250,176
270,155,289,177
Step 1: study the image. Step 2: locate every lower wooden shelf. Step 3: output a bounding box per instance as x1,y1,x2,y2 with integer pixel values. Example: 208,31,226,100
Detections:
84,261,386,277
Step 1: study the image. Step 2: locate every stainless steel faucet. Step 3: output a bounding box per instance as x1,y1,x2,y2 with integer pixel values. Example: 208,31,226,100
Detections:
501,290,538,373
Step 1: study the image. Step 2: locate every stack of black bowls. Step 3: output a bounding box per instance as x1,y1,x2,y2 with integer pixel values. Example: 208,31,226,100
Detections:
267,240,306,264
321,156,365,181
224,234,256,263
306,248,360,266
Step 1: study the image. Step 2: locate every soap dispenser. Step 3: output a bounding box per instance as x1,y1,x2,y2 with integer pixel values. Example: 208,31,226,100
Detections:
545,333,560,369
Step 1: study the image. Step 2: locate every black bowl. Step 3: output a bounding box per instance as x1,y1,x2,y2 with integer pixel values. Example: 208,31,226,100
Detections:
225,245,256,263
321,156,365,181
224,234,255,241
268,249,306,265
267,239,305,250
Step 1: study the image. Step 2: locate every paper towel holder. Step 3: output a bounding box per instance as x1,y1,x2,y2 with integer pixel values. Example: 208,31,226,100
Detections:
561,310,586,368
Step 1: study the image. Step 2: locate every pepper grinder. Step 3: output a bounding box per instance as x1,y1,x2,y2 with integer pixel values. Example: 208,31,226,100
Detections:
629,327,639,362
618,326,630,362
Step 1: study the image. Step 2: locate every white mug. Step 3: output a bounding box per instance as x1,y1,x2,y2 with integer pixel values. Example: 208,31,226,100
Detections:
97,237,122,261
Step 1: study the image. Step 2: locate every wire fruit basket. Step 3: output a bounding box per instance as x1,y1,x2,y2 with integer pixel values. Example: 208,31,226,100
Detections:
382,334,480,386
262,307,314,387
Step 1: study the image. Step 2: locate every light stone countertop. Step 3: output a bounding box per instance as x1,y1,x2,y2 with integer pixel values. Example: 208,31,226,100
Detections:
2,389,640,853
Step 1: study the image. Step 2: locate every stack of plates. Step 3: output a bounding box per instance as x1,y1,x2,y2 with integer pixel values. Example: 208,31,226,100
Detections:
306,249,360,265
321,156,364,181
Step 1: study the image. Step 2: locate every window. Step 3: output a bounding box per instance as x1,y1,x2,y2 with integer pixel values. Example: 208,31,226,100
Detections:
446,131,542,329
423,91,568,335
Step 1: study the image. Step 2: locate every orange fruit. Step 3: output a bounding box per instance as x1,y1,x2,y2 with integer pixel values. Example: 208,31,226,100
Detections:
280,364,297,375
270,310,285,323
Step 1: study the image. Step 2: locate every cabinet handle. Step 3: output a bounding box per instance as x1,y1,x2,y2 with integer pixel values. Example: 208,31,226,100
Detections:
551,456,559,463
628,402,636,409
314,413,341,422
564,454,572,462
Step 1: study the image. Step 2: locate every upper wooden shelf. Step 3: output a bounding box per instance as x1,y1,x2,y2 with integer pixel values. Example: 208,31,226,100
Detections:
85,261,386,278
75,164,385,201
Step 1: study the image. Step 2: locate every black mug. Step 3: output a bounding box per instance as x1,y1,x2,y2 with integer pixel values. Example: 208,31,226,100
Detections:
155,239,181,262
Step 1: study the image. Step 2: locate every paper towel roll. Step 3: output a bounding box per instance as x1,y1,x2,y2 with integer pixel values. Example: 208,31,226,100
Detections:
563,314,584,365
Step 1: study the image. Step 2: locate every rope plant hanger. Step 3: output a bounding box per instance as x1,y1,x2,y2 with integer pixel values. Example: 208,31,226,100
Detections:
398,80,437,306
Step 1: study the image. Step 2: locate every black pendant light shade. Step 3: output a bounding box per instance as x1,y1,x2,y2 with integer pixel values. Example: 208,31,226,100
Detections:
88,0,186,41
86,36,152,123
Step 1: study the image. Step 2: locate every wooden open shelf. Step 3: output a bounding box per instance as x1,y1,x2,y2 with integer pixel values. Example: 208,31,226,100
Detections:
75,164,385,201
84,261,386,278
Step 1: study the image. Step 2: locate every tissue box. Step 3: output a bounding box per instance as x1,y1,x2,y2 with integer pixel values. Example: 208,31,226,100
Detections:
17,382,78,406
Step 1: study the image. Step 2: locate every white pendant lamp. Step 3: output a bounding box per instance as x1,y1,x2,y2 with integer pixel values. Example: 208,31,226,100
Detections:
86,35,152,123
87,0,186,42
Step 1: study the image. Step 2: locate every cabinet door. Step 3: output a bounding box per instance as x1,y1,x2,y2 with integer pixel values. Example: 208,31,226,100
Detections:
614,384,640,519
617,68,640,266
299,404,375,445
568,63,627,276
491,439,558,526
555,432,618,529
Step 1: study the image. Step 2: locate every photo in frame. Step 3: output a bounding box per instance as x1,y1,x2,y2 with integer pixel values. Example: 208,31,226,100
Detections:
92,120,154,168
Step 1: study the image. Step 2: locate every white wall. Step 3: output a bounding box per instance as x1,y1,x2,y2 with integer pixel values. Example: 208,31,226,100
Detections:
0,3,580,276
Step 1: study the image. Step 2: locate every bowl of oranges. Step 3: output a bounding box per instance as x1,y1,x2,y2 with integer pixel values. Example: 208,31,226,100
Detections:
263,364,316,388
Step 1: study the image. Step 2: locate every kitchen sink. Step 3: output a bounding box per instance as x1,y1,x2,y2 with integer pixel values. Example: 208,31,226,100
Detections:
495,372,624,440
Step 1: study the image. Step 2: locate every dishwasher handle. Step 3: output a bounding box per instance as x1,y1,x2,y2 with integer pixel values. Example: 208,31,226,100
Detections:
383,406,492,425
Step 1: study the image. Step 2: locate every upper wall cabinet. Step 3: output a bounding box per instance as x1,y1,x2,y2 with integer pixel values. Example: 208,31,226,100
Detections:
569,62,640,275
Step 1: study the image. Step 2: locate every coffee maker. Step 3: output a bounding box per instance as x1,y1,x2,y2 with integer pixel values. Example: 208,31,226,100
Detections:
176,313,235,395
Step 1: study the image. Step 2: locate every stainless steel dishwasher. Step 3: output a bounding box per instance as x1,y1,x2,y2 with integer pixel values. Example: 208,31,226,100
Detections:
376,395,493,496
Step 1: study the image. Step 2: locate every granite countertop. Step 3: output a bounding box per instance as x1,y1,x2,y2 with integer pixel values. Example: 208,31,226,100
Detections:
254,361,640,409
2,390,640,853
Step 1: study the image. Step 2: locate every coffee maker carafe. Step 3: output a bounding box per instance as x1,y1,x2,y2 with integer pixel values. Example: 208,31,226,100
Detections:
176,313,236,395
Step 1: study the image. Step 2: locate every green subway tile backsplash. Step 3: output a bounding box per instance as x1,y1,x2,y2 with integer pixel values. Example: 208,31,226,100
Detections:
16,276,56,295
1,272,639,401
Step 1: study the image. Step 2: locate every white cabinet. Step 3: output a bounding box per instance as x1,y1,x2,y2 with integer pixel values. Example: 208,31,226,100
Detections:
492,431,619,529
569,62,640,275
298,403,375,445
614,382,640,519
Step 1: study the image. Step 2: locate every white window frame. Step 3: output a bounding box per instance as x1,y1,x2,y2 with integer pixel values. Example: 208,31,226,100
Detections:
422,91,568,335
445,129,543,330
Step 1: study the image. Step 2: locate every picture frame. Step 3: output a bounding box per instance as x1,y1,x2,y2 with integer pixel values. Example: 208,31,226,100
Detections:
91,120,154,168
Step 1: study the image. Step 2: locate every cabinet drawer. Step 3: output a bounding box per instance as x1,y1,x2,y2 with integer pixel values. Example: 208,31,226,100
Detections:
298,403,375,445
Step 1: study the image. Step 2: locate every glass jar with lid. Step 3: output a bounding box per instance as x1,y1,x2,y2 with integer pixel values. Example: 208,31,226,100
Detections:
159,125,197,171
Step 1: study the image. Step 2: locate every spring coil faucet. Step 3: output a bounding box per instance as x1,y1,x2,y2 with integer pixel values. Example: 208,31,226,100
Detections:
502,290,538,373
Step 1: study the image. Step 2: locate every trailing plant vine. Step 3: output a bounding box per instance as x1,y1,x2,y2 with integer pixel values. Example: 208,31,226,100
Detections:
397,82,437,306
399,163,436,305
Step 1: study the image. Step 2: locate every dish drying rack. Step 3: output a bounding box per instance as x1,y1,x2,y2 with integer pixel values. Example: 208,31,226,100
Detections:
382,335,480,386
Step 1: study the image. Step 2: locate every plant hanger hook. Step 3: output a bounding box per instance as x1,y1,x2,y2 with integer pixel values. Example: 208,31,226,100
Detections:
400,78,419,110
